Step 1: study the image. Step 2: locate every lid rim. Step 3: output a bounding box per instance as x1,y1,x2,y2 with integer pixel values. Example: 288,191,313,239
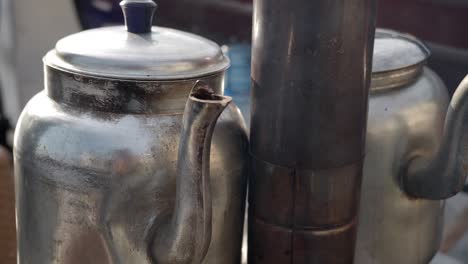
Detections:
44,52,230,81
49,25,230,80
371,62,425,93
372,59,428,75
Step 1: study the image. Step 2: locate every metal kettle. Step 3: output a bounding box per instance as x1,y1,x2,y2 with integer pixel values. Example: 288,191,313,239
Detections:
14,1,248,263
356,29,468,264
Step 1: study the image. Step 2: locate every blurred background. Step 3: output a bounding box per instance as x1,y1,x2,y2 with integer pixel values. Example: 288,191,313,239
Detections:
1,0,468,263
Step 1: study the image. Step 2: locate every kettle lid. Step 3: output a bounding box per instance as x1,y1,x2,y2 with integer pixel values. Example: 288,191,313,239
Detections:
44,0,230,80
373,29,430,74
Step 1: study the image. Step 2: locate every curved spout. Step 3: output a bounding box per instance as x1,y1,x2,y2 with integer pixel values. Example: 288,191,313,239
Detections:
152,81,231,263
404,75,468,199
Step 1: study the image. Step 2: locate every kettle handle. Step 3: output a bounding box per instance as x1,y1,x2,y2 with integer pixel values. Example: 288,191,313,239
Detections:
403,75,468,199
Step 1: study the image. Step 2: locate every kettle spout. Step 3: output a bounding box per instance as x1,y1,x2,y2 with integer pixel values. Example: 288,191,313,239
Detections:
404,75,468,199
152,81,231,263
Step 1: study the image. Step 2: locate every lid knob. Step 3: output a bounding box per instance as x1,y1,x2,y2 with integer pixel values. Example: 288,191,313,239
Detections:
120,0,157,34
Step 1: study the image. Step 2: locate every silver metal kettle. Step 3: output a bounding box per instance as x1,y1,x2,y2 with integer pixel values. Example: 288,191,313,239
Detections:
13,1,248,263
356,29,468,264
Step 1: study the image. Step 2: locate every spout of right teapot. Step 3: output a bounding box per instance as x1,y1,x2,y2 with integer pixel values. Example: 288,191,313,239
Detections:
403,75,468,200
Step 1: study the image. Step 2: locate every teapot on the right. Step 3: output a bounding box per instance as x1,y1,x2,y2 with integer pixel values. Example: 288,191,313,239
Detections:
356,29,468,264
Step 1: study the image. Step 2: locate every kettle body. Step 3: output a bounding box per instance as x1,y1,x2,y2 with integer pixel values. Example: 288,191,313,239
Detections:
14,2,248,263
15,67,248,264
355,29,468,264
356,67,447,263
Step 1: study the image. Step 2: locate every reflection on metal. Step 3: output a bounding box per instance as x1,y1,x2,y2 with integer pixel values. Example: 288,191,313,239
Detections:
14,1,248,263
356,29,468,264
248,0,376,263
152,82,232,263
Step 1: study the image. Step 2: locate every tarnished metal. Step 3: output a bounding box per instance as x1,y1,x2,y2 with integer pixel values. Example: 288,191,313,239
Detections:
371,29,430,92
248,0,376,262
14,1,248,263
403,77,468,199
355,29,468,264
152,82,232,263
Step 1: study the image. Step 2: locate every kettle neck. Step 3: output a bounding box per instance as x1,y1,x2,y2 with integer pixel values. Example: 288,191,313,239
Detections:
44,65,225,114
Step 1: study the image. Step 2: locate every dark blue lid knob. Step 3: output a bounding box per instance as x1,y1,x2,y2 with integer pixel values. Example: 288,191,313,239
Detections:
120,0,157,34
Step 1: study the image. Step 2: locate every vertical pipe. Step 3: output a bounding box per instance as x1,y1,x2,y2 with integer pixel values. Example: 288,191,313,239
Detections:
248,0,376,263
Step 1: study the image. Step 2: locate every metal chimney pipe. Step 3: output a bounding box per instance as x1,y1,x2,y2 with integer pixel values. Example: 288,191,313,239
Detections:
248,0,376,263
